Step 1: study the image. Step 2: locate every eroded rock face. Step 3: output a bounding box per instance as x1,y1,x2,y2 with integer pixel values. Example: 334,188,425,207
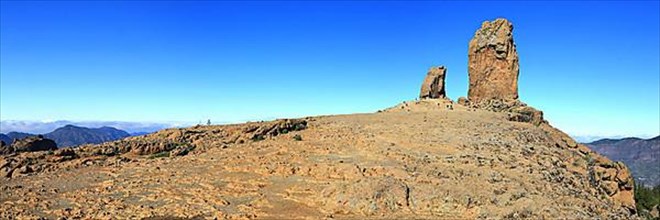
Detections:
419,66,447,99
10,135,57,153
468,18,519,102
541,125,637,212
0,141,13,155
508,105,545,126
0,119,311,181
460,18,546,127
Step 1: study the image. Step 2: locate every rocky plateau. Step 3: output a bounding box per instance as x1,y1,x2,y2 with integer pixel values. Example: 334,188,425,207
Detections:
0,18,639,219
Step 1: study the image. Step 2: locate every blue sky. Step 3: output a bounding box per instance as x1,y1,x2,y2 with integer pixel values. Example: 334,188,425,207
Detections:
1,1,658,138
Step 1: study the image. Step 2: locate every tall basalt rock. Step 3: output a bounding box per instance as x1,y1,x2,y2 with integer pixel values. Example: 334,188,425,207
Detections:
419,66,447,99
468,18,519,102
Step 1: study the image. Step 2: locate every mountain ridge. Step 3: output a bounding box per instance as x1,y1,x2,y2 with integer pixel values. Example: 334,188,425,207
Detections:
0,125,131,147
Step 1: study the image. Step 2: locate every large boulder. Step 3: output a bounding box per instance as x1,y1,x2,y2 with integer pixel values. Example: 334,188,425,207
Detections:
10,135,57,153
467,18,519,102
508,105,545,126
419,66,447,99
0,141,13,155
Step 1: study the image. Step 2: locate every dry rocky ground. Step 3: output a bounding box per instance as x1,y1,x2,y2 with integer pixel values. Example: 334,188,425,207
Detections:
0,18,639,219
0,99,637,219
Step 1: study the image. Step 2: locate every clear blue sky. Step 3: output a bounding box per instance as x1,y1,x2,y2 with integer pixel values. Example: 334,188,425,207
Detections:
1,1,659,138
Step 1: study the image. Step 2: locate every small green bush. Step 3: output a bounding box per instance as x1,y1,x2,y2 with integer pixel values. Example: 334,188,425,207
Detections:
293,134,302,141
294,123,307,131
252,135,265,142
635,182,660,219
149,151,170,159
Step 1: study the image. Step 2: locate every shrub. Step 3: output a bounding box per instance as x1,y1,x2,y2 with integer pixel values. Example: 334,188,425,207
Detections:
293,134,302,141
293,123,307,131
634,182,660,218
149,151,170,159
252,135,265,142
171,144,195,157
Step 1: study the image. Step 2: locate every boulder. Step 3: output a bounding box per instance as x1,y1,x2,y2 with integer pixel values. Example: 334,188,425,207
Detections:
651,205,660,219
0,141,14,155
10,135,57,153
468,18,519,102
170,144,195,157
47,148,79,163
601,181,619,196
53,148,76,157
508,106,545,126
457,97,469,106
419,66,447,99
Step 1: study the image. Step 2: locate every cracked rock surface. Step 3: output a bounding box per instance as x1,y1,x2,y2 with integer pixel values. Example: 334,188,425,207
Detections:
0,103,636,219
468,18,520,102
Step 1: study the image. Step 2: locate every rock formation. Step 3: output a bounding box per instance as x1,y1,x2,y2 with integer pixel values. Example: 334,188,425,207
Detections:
0,111,639,218
0,141,12,155
0,18,638,219
467,18,519,103
9,135,57,154
586,136,660,187
419,66,447,99
460,18,546,126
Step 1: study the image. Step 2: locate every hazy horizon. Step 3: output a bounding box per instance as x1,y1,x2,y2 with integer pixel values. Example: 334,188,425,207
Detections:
1,118,657,143
1,1,659,140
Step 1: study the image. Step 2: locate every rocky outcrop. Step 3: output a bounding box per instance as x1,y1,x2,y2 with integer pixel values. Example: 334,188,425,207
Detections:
0,118,310,179
383,99,455,113
8,135,57,153
459,18,545,127
540,124,637,213
586,136,660,187
0,111,639,218
0,18,638,219
419,66,447,99
0,141,13,155
589,151,636,211
457,98,546,126
508,105,545,126
467,18,519,103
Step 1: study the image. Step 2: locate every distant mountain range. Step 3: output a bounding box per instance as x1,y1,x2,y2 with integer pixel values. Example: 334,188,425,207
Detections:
0,125,135,147
0,120,182,134
129,131,151,136
586,136,660,187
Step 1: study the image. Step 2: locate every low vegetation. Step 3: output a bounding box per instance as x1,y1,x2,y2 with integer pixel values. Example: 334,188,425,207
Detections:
252,135,265,142
148,151,170,159
635,182,660,219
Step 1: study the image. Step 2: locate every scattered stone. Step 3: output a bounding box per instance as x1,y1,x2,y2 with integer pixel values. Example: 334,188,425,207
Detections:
562,136,578,148
1,166,14,178
457,97,469,106
0,141,14,155
170,144,195,157
53,148,76,157
18,165,33,174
